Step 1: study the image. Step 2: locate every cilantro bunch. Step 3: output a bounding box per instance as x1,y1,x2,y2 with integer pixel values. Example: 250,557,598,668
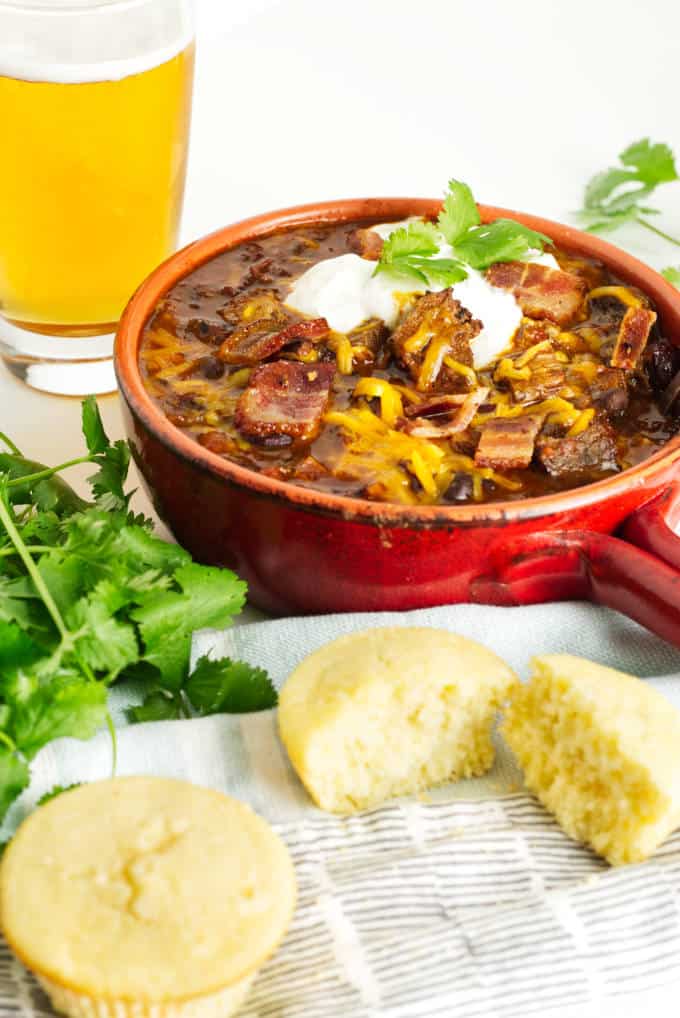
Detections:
0,400,275,822
578,139,679,240
375,179,550,287
578,138,680,287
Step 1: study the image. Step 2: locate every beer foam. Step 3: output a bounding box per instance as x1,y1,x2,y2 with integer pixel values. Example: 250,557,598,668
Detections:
0,1,193,83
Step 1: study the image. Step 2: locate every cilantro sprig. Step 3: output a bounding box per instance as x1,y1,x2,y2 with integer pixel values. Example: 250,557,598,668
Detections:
375,178,551,285
374,220,468,287
0,400,276,824
662,266,680,288
578,138,680,249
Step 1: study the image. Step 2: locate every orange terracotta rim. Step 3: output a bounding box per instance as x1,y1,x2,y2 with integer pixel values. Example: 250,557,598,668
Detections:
114,198,680,527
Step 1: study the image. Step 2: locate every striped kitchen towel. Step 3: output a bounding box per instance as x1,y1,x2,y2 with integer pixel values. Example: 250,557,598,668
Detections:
3,601,680,1018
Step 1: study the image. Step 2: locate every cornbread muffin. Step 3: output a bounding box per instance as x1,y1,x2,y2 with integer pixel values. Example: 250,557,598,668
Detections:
1,777,296,1018
502,655,680,866
278,626,517,813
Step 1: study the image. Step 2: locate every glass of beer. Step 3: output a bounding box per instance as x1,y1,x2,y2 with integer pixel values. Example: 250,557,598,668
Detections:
0,0,194,395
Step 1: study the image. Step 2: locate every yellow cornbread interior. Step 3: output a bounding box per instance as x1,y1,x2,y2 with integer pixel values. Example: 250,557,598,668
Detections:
278,627,518,814
0,777,296,1011
502,655,680,866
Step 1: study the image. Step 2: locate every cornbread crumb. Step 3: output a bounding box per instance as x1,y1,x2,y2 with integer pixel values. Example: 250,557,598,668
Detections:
1,778,296,1018
502,654,680,865
278,627,517,813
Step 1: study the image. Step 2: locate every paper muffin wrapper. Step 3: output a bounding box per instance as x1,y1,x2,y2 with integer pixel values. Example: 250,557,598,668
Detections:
37,972,254,1018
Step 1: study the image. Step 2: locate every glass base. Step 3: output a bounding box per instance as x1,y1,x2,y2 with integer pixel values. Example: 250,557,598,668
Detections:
0,316,117,396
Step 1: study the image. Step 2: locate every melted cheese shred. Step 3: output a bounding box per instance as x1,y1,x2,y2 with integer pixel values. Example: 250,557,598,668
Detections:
353,378,405,427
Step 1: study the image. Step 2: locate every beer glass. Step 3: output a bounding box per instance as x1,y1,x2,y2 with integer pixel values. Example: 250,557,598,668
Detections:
0,0,194,395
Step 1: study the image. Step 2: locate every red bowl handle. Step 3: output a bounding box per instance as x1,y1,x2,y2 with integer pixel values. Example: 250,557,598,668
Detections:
619,483,680,571
470,486,680,650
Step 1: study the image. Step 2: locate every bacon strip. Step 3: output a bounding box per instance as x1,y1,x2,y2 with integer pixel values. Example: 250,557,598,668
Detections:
610,306,656,371
404,394,467,419
404,387,489,438
486,261,587,326
474,414,544,470
219,317,329,366
235,361,335,445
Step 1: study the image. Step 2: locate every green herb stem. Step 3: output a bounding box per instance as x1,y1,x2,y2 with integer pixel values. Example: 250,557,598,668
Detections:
0,493,69,641
105,712,118,777
0,433,22,456
0,732,17,754
0,545,53,558
636,218,680,247
6,455,93,490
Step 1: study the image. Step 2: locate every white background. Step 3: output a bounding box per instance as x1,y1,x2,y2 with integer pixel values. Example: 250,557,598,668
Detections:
2,0,679,520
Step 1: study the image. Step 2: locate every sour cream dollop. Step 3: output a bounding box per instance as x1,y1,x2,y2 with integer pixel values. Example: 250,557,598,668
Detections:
284,220,559,369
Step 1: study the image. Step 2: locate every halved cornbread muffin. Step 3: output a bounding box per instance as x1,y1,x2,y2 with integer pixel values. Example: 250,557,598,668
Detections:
502,654,680,865
278,626,517,813
1,777,296,1018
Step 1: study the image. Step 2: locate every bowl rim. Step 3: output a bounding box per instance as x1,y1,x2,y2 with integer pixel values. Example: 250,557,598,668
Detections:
114,197,680,528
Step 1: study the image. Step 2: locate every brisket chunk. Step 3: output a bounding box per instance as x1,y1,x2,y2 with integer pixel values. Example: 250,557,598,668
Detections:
486,261,587,326
391,290,481,391
475,414,544,470
508,352,565,403
235,361,335,446
590,367,629,413
537,421,618,478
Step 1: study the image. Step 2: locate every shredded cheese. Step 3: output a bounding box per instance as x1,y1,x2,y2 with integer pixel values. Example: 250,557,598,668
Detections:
353,378,405,428
588,285,642,309
566,408,595,436
418,336,452,390
443,356,477,383
516,340,552,367
494,358,531,382
327,334,354,375
324,405,522,504
403,324,433,355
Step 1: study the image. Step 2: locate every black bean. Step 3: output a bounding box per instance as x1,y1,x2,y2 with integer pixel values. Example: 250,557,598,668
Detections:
198,355,225,380
443,472,474,502
594,388,629,413
646,337,679,393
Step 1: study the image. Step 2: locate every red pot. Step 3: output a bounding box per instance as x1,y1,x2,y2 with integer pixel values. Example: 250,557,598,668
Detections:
115,199,680,646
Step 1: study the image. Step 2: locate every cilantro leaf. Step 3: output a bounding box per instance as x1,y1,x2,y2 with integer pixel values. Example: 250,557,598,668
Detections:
453,219,551,269
0,621,43,676
87,440,131,506
68,594,139,681
437,179,480,245
81,396,110,455
132,564,247,688
185,655,277,714
379,221,440,263
0,748,29,819
37,782,81,807
128,691,183,723
662,266,680,287
9,677,108,760
620,139,678,186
